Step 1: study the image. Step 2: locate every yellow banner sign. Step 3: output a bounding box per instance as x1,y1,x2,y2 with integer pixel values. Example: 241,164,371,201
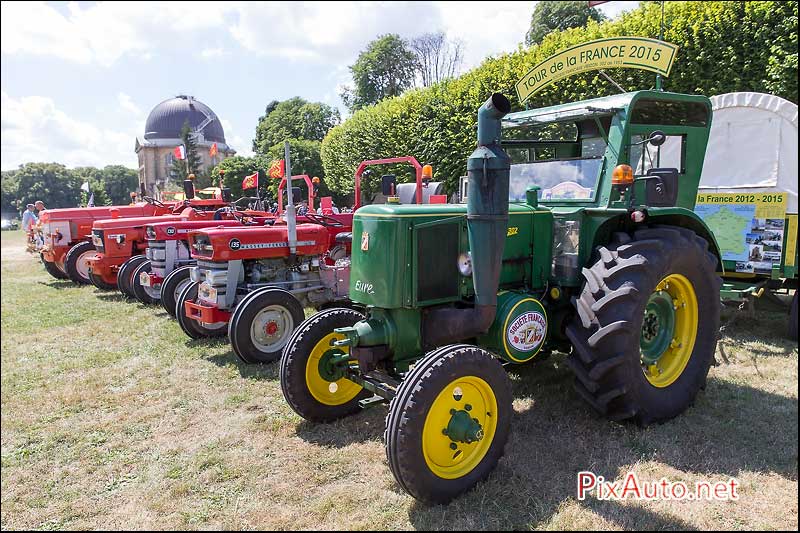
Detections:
515,37,679,103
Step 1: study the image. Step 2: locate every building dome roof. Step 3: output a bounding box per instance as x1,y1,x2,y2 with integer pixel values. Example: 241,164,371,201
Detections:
143,95,226,143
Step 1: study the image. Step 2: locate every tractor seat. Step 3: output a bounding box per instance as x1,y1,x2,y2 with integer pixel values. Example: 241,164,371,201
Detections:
335,232,352,244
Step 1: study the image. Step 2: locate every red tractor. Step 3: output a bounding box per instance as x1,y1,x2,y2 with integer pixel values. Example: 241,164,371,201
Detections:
36,200,176,283
178,157,447,364
84,180,233,291
131,177,318,313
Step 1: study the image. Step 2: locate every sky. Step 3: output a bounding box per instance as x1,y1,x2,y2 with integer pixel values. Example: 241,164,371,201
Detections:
0,1,636,171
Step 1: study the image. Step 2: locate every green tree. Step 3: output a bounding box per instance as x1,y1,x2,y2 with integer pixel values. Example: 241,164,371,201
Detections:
253,98,340,154
263,138,345,206
171,120,203,182
99,165,139,205
525,1,606,46
73,167,112,206
212,155,273,203
341,34,417,111
13,163,81,211
1,169,20,216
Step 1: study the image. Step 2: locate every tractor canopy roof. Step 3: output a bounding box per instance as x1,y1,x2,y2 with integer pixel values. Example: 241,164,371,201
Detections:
502,90,711,128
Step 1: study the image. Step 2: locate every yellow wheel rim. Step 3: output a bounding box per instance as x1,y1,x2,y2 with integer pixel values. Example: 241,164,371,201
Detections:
305,333,363,406
421,376,498,480
641,274,699,388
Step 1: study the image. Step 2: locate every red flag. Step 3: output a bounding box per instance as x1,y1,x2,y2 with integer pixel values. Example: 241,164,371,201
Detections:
588,1,608,6
209,143,218,158
242,171,258,190
174,145,186,160
267,159,285,179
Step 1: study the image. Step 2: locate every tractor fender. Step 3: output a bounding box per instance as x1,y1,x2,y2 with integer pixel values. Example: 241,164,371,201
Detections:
591,208,724,273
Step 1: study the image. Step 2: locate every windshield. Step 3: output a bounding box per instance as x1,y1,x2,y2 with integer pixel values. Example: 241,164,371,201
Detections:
510,158,603,201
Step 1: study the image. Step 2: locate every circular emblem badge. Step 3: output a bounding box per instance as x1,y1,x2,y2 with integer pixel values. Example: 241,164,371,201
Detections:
506,310,547,353
229,238,241,250
166,226,176,236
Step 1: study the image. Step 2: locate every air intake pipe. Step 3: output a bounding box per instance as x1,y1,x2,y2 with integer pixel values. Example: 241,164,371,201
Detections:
423,93,511,347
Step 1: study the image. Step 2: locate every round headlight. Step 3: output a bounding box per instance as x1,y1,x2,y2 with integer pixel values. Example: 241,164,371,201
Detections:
457,252,472,276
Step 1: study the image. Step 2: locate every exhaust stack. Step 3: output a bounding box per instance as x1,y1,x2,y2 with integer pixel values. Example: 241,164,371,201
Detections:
423,93,511,346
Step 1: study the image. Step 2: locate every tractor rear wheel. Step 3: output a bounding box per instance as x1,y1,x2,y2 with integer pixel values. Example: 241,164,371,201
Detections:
160,266,193,318
384,344,513,504
789,291,798,341
117,255,147,298
88,270,117,291
175,281,228,339
64,241,96,284
565,226,721,426
229,288,305,364
41,253,69,280
131,260,160,305
280,308,369,422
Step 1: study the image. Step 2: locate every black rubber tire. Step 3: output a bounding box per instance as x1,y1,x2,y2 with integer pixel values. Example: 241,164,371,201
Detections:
41,253,69,280
229,288,305,364
175,281,229,339
384,344,513,504
117,255,147,298
160,266,194,318
565,225,722,426
88,270,118,291
130,260,160,305
789,291,798,341
280,308,369,422
63,241,96,284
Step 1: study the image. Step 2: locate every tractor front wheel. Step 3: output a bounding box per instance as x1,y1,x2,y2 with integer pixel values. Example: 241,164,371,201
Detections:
41,253,69,280
117,255,147,298
565,226,721,426
131,260,160,305
280,308,369,422
384,344,513,504
160,266,193,318
88,270,117,291
175,282,228,339
63,241,96,284
229,288,305,364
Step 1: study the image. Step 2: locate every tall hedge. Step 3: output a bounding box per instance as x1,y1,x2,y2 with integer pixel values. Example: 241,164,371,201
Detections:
321,1,798,197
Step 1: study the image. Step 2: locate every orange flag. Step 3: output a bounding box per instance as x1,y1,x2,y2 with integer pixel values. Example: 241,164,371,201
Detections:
242,171,258,190
267,159,285,179
209,143,218,158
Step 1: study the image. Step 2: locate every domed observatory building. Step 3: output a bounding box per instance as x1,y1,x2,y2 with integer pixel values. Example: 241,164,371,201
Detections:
135,95,235,196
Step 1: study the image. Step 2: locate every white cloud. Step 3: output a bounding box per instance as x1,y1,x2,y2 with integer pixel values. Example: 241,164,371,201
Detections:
117,92,141,116
199,47,226,60
220,118,253,158
1,91,138,170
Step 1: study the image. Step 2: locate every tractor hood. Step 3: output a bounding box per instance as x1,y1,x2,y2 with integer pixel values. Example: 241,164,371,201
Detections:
39,203,170,224
145,217,274,240
188,223,330,262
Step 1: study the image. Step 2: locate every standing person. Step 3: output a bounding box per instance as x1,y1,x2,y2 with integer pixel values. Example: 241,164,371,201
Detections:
34,200,46,213
21,204,37,232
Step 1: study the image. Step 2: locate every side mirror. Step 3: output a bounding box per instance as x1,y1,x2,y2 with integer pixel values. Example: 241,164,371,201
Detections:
648,130,666,147
381,174,397,196
221,187,232,203
291,186,301,203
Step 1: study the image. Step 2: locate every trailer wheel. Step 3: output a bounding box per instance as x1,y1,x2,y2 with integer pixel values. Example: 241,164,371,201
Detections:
131,260,160,305
280,308,369,422
789,292,798,341
175,282,228,339
229,288,305,364
160,266,193,318
117,255,147,298
41,253,69,280
63,241,96,284
385,344,512,504
565,226,721,426
88,270,117,291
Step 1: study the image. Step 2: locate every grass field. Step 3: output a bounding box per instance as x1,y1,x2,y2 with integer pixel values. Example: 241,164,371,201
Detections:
1,229,797,530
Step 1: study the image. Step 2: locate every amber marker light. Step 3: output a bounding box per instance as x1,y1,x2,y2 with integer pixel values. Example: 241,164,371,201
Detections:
422,164,433,180
612,164,634,185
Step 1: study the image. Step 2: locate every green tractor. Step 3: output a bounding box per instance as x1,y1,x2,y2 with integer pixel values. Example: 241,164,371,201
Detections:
280,90,723,503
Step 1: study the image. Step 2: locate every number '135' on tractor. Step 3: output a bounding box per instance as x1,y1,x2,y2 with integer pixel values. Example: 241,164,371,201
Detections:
280,90,723,503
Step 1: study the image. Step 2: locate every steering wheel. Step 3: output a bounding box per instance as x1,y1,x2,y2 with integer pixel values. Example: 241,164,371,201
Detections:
143,196,166,208
303,212,344,228
231,207,259,226
171,199,191,214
